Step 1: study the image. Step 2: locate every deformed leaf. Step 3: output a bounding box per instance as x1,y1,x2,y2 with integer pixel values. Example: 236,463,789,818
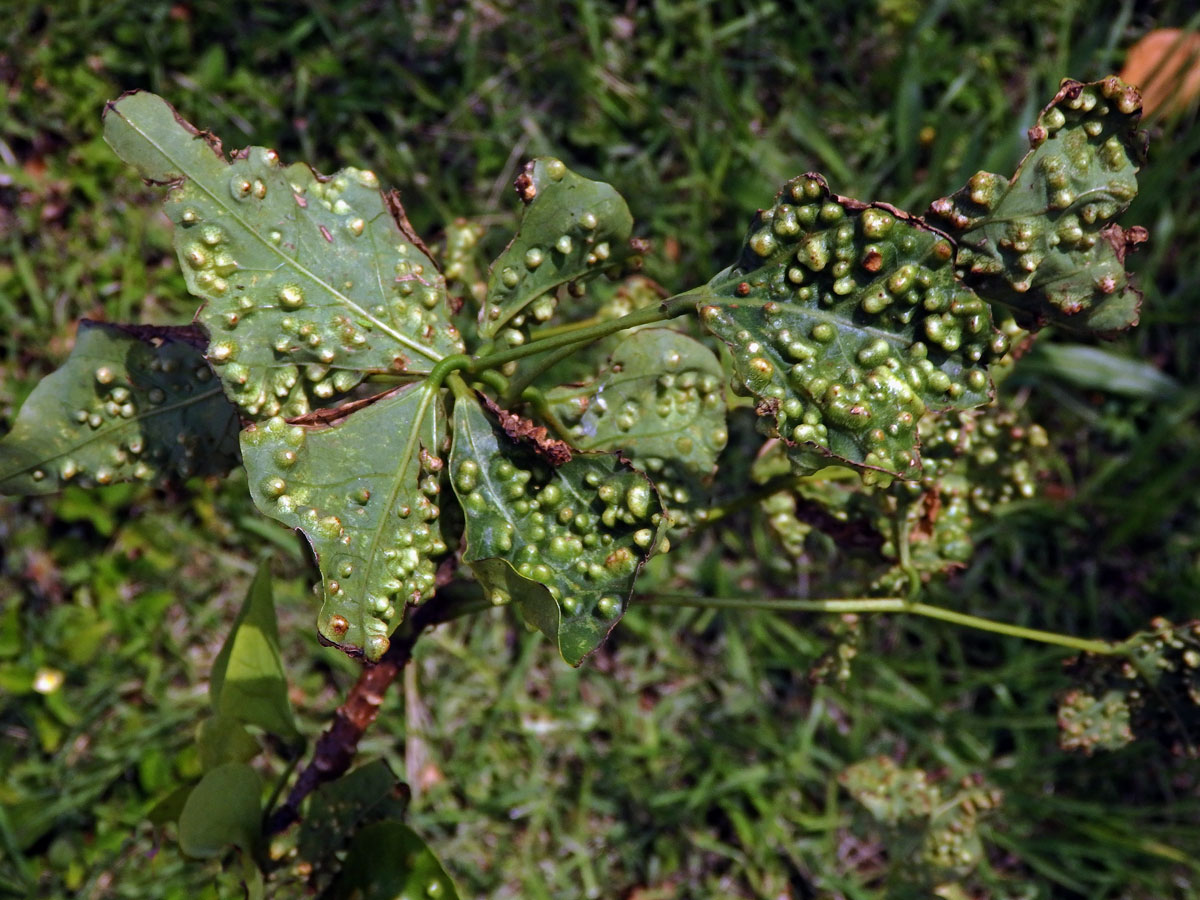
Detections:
546,329,728,523
298,760,408,878
240,384,447,661
0,320,239,495
177,762,262,859
103,91,464,419
478,157,633,339
322,822,459,900
696,173,1002,480
210,564,298,738
928,77,1148,336
449,392,663,665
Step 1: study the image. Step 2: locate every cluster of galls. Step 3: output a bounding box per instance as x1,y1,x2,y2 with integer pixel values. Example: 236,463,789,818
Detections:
480,157,626,345
704,174,1002,477
840,756,1002,884
25,335,237,490
452,451,662,622
928,78,1144,326
243,412,446,661
555,350,727,529
1059,618,1200,755
168,147,462,418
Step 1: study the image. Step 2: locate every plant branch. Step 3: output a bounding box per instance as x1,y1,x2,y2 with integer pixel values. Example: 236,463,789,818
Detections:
265,581,491,835
635,594,1121,655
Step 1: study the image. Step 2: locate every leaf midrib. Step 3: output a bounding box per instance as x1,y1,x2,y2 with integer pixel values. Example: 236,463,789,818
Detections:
113,102,445,367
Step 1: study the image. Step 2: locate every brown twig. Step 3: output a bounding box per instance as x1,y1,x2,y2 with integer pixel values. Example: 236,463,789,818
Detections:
265,581,488,834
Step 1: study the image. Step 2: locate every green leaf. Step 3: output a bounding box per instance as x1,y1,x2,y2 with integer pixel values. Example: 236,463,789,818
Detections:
0,321,239,495
240,384,447,661
928,77,1148,336
210,564,298,738
298,760,408,878
449,392,663,665
197,715,262,772
695,173,1001,481
478,157,633,339
546,329,728,523
321,822,459,900
1021,342,1180,398
103,91,464,419
177,762,262,859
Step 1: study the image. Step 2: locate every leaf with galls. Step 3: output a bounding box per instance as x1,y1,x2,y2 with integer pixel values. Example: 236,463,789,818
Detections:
240,384,447,661
449,392,664,665
928,77,1148,336
0,321,239,494
695,173,1002,481
546,329,728,527
478,157,633,344
103,91,464,420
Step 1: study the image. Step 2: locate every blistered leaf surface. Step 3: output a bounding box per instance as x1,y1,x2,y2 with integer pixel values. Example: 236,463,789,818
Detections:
209,563,298,737
449,393,662,665
479,157,633,339
697,174,1001,479
547,329,728,524
0,321,239,495
240,385,447,661
928,77,1147,335
103,91,463,418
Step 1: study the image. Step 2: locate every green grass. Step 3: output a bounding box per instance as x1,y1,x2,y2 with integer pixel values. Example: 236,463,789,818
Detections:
4,1,1200,896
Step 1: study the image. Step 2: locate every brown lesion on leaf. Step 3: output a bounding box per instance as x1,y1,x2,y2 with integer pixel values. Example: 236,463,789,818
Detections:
514,168,537,203
385,189,441,268
286,386,406,427
102,319,209,350
1101,223,1149,263
480,393,573,466
755,396,781,419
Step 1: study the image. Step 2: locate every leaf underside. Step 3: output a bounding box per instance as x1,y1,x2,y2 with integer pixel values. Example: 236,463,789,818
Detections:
449,393,663,665
0,321,239,494
546,328,728,520
697,173,1001,479
478,157,633,340
927,77,1147,336
103,91,463,419
240,384,447,661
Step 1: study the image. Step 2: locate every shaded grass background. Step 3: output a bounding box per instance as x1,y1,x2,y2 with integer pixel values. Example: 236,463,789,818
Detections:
2,0,1200,896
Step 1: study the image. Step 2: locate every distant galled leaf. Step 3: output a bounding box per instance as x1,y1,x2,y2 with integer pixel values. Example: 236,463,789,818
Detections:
209,563,298,738
240,385,447,661
1060,617,1200,755
322,822,459,900
478,157,633,340
104,91,464,418
546,329,728,521
449,392,663,665
928,77,1148,336
696,173,1002,480
0,321,238,495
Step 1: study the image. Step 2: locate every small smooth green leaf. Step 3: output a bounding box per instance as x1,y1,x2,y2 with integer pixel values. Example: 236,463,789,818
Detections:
197,715,262,771
210,564,298,738
479,157,633,339
321,822,459,900
177,762,262,859
546,329,728,524
696,173,1000,479
1022,342,1180,397
146,784,195,827
103,91,464,419
449,393,663,665
298,760,408,875
0,321,239,495
240,384,447,661
928,77,1148,335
